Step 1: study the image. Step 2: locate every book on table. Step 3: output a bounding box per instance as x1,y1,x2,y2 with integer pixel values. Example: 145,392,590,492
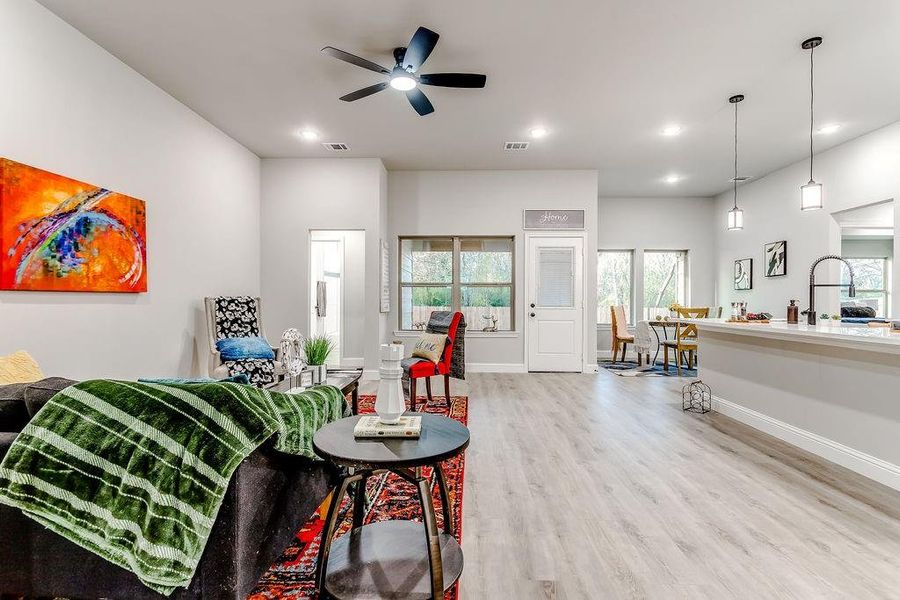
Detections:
354,415,422,439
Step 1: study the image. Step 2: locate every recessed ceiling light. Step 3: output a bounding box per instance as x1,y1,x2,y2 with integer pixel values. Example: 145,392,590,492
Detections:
530,127,548,139
660,125,683,137
664,174,681,184
817,123,841,135
298,129,319,141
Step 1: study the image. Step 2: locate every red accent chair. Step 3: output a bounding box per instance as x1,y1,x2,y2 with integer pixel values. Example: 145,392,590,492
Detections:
408,311,463,411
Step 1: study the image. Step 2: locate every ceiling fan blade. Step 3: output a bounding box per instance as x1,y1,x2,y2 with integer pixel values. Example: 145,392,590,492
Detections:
402,27,439,72
339,82,389,102
406,88,435,116
321,46,390,75
419,73,487,88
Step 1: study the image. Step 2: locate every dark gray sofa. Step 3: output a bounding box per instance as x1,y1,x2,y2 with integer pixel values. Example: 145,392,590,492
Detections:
0,377,335,599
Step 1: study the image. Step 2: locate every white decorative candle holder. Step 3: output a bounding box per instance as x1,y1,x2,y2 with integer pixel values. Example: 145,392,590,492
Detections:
375,343,405,424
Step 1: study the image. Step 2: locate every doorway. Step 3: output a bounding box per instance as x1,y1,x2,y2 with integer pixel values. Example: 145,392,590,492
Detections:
309,230,366,367
526,235,584,372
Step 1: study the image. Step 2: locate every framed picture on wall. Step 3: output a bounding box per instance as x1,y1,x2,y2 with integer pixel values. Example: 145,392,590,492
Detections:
734,258,753,290
764,240,787,277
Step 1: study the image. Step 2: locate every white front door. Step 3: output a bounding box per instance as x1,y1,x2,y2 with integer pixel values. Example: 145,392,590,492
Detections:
527,236,584,372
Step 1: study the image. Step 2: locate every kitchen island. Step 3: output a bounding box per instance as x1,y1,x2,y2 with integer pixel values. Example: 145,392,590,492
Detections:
693,319,900,491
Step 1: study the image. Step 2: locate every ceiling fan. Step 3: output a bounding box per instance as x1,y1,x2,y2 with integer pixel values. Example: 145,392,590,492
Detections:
321,26,487,116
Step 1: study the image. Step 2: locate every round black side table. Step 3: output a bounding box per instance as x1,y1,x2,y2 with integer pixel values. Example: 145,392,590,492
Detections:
312,413,470,600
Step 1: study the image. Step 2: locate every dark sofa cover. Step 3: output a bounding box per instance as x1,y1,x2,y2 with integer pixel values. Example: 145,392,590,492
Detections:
0,378,334,599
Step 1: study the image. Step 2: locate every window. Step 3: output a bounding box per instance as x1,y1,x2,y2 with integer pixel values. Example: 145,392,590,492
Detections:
400,237,514,331
841,257,891,317
597,250,633,324
643,250,688,320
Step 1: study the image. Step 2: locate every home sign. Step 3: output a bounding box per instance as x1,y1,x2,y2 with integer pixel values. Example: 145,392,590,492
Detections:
523,209,585,230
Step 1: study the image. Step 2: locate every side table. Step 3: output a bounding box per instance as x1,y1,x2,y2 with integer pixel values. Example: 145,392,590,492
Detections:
312,413,469,599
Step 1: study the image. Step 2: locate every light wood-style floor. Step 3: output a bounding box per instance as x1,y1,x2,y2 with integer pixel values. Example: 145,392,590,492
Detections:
448,370,900,599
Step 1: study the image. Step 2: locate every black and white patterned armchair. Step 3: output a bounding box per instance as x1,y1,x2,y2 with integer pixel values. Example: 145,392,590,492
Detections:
204,296,282,386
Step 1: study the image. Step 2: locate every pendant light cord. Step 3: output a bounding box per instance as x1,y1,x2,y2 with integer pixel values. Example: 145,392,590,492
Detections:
809,45,815,181
733,99,739,210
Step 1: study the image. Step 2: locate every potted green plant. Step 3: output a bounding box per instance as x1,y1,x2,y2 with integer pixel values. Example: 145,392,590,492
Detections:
303,334,335,384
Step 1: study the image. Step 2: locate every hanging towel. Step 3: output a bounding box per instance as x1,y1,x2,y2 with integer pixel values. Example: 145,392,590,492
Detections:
315,281,327,317
634,320,653,355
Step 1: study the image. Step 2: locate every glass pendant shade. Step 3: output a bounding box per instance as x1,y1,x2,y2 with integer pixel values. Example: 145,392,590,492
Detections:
800,180,823,211
726,206,744,230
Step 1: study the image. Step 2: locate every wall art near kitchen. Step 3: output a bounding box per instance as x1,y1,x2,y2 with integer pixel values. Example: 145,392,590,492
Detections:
734,258,753,290
764,240,787,277
0,158,147,292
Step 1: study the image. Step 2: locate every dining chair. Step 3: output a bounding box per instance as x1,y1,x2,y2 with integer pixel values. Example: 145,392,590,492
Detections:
663,320,699,374
675,306,710,319
610,305,640,364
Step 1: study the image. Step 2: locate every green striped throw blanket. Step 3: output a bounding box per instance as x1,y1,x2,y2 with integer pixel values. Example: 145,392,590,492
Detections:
0,379,346,595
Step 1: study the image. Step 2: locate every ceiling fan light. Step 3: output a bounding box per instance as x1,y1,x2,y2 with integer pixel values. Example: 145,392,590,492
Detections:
800,181,823,211
390,75,417,91
726,206,744,231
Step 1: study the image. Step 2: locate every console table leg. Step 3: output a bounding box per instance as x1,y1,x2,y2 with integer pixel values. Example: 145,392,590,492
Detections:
314,473,358,595
434,462,453,534
416,472,443,599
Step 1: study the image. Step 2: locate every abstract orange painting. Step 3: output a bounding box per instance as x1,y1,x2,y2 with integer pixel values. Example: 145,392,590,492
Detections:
0,158,147,292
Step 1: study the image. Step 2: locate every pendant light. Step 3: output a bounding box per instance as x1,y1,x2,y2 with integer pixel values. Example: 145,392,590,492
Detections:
800,36,824,211
726,94,745,231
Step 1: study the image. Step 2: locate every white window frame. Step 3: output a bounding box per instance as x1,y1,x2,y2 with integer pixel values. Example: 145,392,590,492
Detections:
641,249,690,321
842,256,891,318
398,236,516,331
597,249,635,325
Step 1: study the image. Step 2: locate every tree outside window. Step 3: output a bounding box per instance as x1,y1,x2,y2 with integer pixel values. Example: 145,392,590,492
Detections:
597,250,633,324
643,250,688,320
841,257,891,317
400,237,514,330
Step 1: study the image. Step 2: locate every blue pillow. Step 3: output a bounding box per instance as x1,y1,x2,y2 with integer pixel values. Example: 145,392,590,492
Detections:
216,336,276,361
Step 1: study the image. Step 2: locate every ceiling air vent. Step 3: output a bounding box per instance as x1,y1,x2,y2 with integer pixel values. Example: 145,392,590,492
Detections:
322,142,351,152
504,141,530,152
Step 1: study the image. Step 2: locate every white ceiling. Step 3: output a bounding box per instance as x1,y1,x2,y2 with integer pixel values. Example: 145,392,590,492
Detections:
36,0,900,196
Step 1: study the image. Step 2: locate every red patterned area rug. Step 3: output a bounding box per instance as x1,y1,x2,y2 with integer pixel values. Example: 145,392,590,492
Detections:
249,394,469,600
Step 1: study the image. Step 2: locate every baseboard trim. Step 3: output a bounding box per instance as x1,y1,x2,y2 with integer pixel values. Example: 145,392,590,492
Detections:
713,395,900,492
466,363,527,373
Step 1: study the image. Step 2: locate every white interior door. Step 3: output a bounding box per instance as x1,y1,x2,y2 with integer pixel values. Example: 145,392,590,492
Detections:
527,236,584,372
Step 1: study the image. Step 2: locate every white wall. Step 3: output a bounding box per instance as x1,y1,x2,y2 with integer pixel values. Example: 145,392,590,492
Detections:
714,121,900,318
0,0,261,380
388,170,599,371
597,196,716,354
260,158,388,371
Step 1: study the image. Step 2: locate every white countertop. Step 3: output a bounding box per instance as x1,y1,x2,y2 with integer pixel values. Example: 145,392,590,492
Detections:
689,319,900,355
